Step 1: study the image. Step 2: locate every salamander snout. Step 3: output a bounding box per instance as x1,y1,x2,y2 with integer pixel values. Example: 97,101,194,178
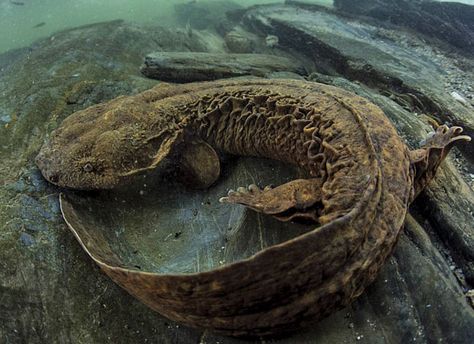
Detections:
35,147,63,186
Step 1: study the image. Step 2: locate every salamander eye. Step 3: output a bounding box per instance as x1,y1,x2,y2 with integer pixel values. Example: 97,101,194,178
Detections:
83,163,94,172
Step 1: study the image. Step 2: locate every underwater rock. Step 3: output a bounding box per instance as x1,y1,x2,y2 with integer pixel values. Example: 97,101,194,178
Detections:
140,52,306,82
451,91,470,106
267,71,304,80
334,0,474,55
0,114,11,123
224,27,256,53
265,35,279,48
415,162,474,285
19,232,36,246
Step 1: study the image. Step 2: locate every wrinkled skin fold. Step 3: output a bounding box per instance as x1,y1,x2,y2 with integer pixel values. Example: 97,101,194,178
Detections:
36,79,471,336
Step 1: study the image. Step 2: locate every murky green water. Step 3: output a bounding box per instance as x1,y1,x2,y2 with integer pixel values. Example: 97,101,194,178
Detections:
0,0,334,54
3,0,472,55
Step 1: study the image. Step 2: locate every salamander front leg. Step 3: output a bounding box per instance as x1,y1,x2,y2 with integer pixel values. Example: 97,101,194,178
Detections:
176,139,221,189
219,178,323,223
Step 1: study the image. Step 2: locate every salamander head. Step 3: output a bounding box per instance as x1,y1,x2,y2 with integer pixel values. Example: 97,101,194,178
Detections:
410,125,471,200
35,99,182,190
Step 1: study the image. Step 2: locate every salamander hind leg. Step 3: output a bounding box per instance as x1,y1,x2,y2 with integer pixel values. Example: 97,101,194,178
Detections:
409,125,471,199
219,178,323,223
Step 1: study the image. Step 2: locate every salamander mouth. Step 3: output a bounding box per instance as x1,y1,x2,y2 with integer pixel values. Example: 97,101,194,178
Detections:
36,145,62,186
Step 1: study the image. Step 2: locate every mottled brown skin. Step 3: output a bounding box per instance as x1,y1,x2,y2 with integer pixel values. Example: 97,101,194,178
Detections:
36,79,470,336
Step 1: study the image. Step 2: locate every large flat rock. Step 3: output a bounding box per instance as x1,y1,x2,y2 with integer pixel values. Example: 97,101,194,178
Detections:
334,0,474,55
140,52,305,82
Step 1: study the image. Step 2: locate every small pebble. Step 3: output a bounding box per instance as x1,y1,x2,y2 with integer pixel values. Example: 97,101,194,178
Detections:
265,35,279,48
450,91,469,106
0,114,11,123
20,232,35,246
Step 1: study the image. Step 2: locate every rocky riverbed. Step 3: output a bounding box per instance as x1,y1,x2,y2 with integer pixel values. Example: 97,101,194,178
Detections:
0,1,473,343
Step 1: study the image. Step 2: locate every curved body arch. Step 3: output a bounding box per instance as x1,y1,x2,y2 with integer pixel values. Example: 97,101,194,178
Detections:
38,79,452,336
